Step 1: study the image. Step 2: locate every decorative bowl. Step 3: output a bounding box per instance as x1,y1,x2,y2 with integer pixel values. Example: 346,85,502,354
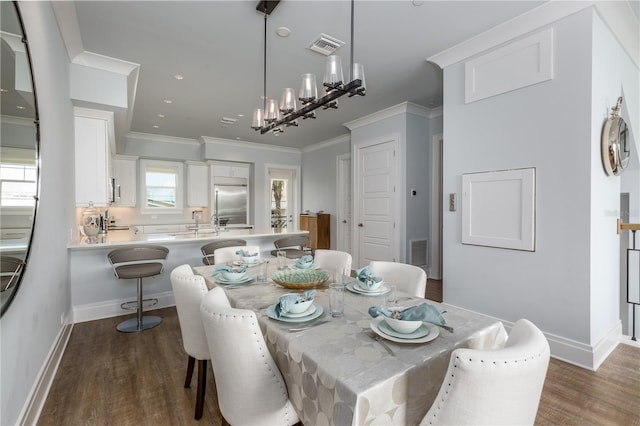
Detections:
384,316,422,334
221,267,248,281
272,269,330,290
285,296,314,314
357,276,384,291
294,260,314,269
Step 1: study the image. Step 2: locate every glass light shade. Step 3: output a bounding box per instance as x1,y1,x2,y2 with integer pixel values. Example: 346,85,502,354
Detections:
251,108,264,129
352,63,366,91
323,55,344,89
280,88,297,114
265,99,280,122
299,73,318,103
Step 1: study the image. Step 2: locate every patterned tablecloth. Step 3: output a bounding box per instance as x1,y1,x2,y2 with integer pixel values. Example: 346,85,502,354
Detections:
194,262,505,426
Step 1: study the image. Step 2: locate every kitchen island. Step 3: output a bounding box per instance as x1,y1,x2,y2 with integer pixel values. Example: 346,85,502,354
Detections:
68,228,308,323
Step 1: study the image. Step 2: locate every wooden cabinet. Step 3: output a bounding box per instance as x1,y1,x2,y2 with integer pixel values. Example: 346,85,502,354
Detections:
186,161,209,207
114,155,137,206
300,213,330,249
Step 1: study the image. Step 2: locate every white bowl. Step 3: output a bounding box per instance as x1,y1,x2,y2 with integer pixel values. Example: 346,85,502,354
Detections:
357,276,384,291
286,297,314,314
221,268,247,281
384,316,422,334
241,255,259,264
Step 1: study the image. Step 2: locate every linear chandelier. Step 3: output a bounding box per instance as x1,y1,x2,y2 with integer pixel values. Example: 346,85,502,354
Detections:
251,0,365,135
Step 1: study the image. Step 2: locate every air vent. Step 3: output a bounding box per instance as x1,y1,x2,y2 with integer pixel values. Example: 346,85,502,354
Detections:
306,33,345,56
220,117,238,126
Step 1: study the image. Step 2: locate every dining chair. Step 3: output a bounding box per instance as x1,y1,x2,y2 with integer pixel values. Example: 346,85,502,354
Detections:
420,318,550,425
313,249,352,276
201,239,247,265
1,256,24,291
213,245,260,265
369,260,427,298
200,287,300,426
169,264,210,420
107,245,169,332
270,235,310,259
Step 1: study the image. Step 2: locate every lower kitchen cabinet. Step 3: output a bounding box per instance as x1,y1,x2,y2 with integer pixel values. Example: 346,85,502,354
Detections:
300,213,330,249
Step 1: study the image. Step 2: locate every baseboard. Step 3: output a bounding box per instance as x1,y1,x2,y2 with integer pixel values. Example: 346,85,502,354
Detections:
72,290,176,323
19,322,74,426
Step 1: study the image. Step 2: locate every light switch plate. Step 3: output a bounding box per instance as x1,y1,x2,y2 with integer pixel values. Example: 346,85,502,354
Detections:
449,193,456,211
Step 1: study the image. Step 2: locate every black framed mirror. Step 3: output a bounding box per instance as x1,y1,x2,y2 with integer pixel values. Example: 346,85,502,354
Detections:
0,1,40,316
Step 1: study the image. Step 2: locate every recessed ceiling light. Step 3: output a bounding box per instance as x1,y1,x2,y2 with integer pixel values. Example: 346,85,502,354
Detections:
152,125,159,129
16,106,26,110
0,88,8,93
276,27,290,37
412,1,424,6
237,114,244,117
236,137,241,140
157,114,165,118
174,74,184,80
163,99,173,104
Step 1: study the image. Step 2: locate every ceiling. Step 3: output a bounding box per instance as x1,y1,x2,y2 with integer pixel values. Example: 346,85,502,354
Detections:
66,0,549,149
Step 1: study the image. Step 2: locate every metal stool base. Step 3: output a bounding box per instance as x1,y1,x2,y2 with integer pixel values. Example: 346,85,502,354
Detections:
116,315,162,333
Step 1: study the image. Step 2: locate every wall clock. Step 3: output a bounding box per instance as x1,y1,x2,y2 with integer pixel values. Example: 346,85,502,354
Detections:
601,96,630,176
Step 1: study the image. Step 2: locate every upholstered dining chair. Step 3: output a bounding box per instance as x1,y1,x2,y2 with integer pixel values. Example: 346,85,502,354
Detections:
213,245,261,265
270,235,310,259
200,287,300,426
420,318,550,425
201,239,247,265
313,249,352,276
369,260,427,298
170,264,210,420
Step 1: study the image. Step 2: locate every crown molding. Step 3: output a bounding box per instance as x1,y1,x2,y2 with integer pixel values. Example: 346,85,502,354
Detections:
199,136,301,154
344,102,433,131
302,134,350,153
428,1,639,69
127,131,200,146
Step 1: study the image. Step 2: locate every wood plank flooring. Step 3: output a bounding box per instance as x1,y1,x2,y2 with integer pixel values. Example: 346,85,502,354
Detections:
38,294,639,425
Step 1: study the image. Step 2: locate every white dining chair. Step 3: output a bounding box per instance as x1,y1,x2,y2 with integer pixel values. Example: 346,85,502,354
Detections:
420,318,550,426
213,245,260,265
200,287,300,426
369,260,427,298
170,264,210,420
313,249,352,276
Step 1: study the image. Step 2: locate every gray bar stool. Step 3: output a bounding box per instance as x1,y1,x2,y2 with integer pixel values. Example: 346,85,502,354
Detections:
107,245,169,332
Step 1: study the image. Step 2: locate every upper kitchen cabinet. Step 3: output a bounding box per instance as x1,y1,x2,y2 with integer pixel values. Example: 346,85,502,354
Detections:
186,161,208,207
74,107,115,207
114,155,137,206
210,161,250,179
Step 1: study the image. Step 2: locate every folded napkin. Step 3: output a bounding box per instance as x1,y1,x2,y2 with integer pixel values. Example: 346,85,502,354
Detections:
274,290,317,318
355,266,381,288
294,255,314,268
368,302,446,325
212,265,247,275
236,249,259,257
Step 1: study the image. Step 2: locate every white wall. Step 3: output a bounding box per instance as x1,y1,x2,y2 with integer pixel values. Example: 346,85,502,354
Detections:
0,2,75,424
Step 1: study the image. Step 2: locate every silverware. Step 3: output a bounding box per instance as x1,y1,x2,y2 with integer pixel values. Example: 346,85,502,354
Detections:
369,332,395,356
288,320,329,332
433,323,454,333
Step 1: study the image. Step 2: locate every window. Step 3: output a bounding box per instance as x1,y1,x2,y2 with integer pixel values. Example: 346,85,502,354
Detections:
139,159,183,213
0,148,36,208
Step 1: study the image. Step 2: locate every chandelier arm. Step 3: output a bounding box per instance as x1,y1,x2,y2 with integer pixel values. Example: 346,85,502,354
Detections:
263,10,267,111
350,0,354,82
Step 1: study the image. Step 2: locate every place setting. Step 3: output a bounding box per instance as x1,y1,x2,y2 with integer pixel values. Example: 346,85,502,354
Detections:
265,290,325,324
233,248,260,266
367,303,449,344
346,266,391,296
212,264,255,286
290,254,318,270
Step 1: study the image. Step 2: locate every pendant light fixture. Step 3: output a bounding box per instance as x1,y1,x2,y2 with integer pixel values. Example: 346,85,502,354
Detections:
251,0,365,135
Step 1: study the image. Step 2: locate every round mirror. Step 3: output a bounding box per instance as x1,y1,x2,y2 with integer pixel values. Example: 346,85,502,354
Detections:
0,1,40,316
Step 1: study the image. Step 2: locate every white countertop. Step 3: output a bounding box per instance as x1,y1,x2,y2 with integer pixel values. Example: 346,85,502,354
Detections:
67,228,308,250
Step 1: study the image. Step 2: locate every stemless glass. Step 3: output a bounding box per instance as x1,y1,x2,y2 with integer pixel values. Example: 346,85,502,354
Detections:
329,283,344,317
277,251,287,270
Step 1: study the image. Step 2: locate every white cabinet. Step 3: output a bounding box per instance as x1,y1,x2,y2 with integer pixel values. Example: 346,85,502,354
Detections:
187,161,209,207
114,155,137,206
74,108,115,207
210,161,250,179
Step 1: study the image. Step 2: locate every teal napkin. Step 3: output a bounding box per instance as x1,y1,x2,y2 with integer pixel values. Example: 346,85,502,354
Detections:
274,290,317,317
368,303,446,325
294,255,314,268
236,249,258,257
356,266,382,289
212,265,247,276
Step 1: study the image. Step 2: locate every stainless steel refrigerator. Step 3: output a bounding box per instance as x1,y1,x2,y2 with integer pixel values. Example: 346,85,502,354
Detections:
212,176,248,225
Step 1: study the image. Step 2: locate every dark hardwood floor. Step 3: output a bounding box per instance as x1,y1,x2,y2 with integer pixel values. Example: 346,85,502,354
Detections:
37,282,639,425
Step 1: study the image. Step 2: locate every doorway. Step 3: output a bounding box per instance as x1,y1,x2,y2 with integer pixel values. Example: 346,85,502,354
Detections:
430,133,443,279
266,166,299,231
336,153,352,253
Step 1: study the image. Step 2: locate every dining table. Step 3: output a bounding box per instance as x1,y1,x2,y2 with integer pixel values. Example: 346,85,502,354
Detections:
193,259,506,426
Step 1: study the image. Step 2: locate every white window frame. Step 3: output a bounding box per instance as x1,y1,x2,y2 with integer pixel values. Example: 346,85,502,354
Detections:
139,159,184,214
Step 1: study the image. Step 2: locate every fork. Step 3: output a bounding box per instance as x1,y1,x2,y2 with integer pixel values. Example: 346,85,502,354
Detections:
369,332,395,356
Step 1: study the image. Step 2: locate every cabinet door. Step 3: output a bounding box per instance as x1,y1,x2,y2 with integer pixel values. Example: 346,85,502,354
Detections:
187,162,209,207
114,157,137,206
231,166,249,178
75,116,109,206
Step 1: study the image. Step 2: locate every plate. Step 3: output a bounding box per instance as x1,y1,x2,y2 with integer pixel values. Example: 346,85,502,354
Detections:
291,264,318,270
233,260,260,266
377,319,430,339
266,303,324,323
370,317,439,343
346,281,390,296
281,304,317,318
215,274,255,285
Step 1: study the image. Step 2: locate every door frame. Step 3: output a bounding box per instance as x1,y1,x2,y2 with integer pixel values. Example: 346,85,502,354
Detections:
352,134,401,268
336,153,351,252
430,133,443,279
264,164,301,231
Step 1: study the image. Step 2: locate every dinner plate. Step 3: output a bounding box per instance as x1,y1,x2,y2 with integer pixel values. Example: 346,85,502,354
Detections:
370,317,439,343
281,304,317,318
215,274,255,285
266,303,324,322
346,281,390,296
232,260,260,266
377,319,430,339
291,264,318,270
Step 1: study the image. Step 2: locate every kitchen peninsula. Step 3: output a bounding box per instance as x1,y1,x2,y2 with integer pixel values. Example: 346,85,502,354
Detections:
68,228,308,323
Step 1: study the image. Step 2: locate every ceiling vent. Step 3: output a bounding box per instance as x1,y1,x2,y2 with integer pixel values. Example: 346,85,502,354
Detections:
306,33,345,56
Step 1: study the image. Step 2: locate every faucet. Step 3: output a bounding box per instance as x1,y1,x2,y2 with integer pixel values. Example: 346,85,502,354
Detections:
210,213,220,235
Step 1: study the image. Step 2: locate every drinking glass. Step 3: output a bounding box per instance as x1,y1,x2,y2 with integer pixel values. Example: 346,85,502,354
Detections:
257,261,268,282
334,267,344,285
277,251,287,270
384,284,397,308
329,283,344,317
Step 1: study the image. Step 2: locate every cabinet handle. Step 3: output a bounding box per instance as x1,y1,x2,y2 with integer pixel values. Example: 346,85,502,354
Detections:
342,220,347,223
358,223,363,227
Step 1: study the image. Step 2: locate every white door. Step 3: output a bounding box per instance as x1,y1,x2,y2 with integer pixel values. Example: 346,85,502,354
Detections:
267,167,298,231
336,154,352,253
355,139,398,267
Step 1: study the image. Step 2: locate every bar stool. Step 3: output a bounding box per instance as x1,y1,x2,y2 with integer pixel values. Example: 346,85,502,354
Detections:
201,238,247,265
107,245,169,332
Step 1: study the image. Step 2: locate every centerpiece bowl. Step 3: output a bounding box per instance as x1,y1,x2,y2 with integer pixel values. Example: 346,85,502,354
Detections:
272,270,329,290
